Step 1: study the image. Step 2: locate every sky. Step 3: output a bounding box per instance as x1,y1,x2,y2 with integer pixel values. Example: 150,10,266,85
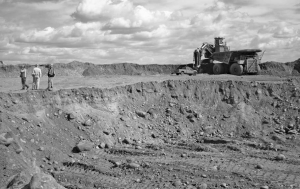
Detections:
0,0,299,65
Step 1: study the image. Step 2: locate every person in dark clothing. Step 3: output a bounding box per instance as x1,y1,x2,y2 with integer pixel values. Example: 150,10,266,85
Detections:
20,66,29,90
47,64,55,91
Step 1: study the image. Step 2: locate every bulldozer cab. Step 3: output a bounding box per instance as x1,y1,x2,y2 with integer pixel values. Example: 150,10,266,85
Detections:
214,37,229,53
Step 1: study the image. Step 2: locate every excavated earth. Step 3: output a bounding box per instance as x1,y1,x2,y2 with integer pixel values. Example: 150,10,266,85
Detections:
1,75,300,189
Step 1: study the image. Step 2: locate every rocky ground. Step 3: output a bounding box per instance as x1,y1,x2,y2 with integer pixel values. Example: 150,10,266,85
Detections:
0,71,300,189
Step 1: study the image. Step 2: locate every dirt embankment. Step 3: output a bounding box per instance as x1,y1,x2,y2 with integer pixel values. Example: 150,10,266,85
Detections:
0,61,179,78
1,79,300,188
1,58,300,78
259,58,300,76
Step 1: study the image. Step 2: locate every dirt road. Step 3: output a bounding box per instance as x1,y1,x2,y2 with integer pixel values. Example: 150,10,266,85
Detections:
1,74,285,93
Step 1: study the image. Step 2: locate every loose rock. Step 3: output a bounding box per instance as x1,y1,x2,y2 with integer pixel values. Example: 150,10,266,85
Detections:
197,183,208,189
275,154,286,161
99,142,106,149
83,119,93,126
76,140,94,152
136,110,147,118
220,183,228,188
123,138,131,144
260,186,269,189
67,113,75,120
0,132,14,146
127,162,140,169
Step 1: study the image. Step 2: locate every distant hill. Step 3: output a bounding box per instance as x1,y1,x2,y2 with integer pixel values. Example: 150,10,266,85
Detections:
0,59,299,78
0,61,179,78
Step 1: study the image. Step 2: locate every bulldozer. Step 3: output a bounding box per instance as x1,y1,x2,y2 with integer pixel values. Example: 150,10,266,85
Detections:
196,37,264,75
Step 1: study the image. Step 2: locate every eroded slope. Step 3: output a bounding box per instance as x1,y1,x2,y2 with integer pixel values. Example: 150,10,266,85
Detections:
1,79,300,188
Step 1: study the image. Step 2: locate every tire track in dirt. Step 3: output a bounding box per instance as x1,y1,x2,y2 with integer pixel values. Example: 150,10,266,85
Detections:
54,161,124,188
144,154,300,188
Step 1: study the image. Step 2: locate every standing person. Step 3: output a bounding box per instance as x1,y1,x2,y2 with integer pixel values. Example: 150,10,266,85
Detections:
193,48,199,68
47,64,55,91
20,66,29,90
32,64,42,90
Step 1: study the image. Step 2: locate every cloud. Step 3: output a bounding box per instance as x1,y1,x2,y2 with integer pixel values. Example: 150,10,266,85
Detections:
0,37,19,52
1,0,300,64
132,25,170,40
0,0,64,3
0,17,23,34
11,0,265,63
256,21,298,38
205,1,232,12
273,25,298,38
296,4,300,14
16,22,112,48
71,0,134,22
258,36,300,50
71,0,173,28
218,0,255,8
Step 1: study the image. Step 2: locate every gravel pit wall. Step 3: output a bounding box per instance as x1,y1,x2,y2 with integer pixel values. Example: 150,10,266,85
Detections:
0,79,299,188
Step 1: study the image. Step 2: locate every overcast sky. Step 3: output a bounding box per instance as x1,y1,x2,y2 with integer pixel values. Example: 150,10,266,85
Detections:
0,0,299,65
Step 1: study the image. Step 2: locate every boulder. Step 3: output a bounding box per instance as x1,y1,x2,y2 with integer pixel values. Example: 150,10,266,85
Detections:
0,132,14,146
6,170,66,189
127,162,140,169
29,173,42,189
197,183,208,189
123,138,132,144
275,154,286,161
67,113,75,120
260,186,269,189
76,140,94,152
29,172,66,189
82,119,93,126
135,110,147,118
99,142,106,149
105,142,113,149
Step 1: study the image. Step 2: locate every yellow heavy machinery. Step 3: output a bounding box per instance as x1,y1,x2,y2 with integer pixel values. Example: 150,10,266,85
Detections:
196,37,264,75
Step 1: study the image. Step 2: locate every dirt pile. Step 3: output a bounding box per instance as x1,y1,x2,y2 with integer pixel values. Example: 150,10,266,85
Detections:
1,79,300,188
0,61,179,78
259,58,300,76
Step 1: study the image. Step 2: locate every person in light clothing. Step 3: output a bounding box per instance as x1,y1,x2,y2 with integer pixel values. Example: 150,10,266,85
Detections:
32,64,42,90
